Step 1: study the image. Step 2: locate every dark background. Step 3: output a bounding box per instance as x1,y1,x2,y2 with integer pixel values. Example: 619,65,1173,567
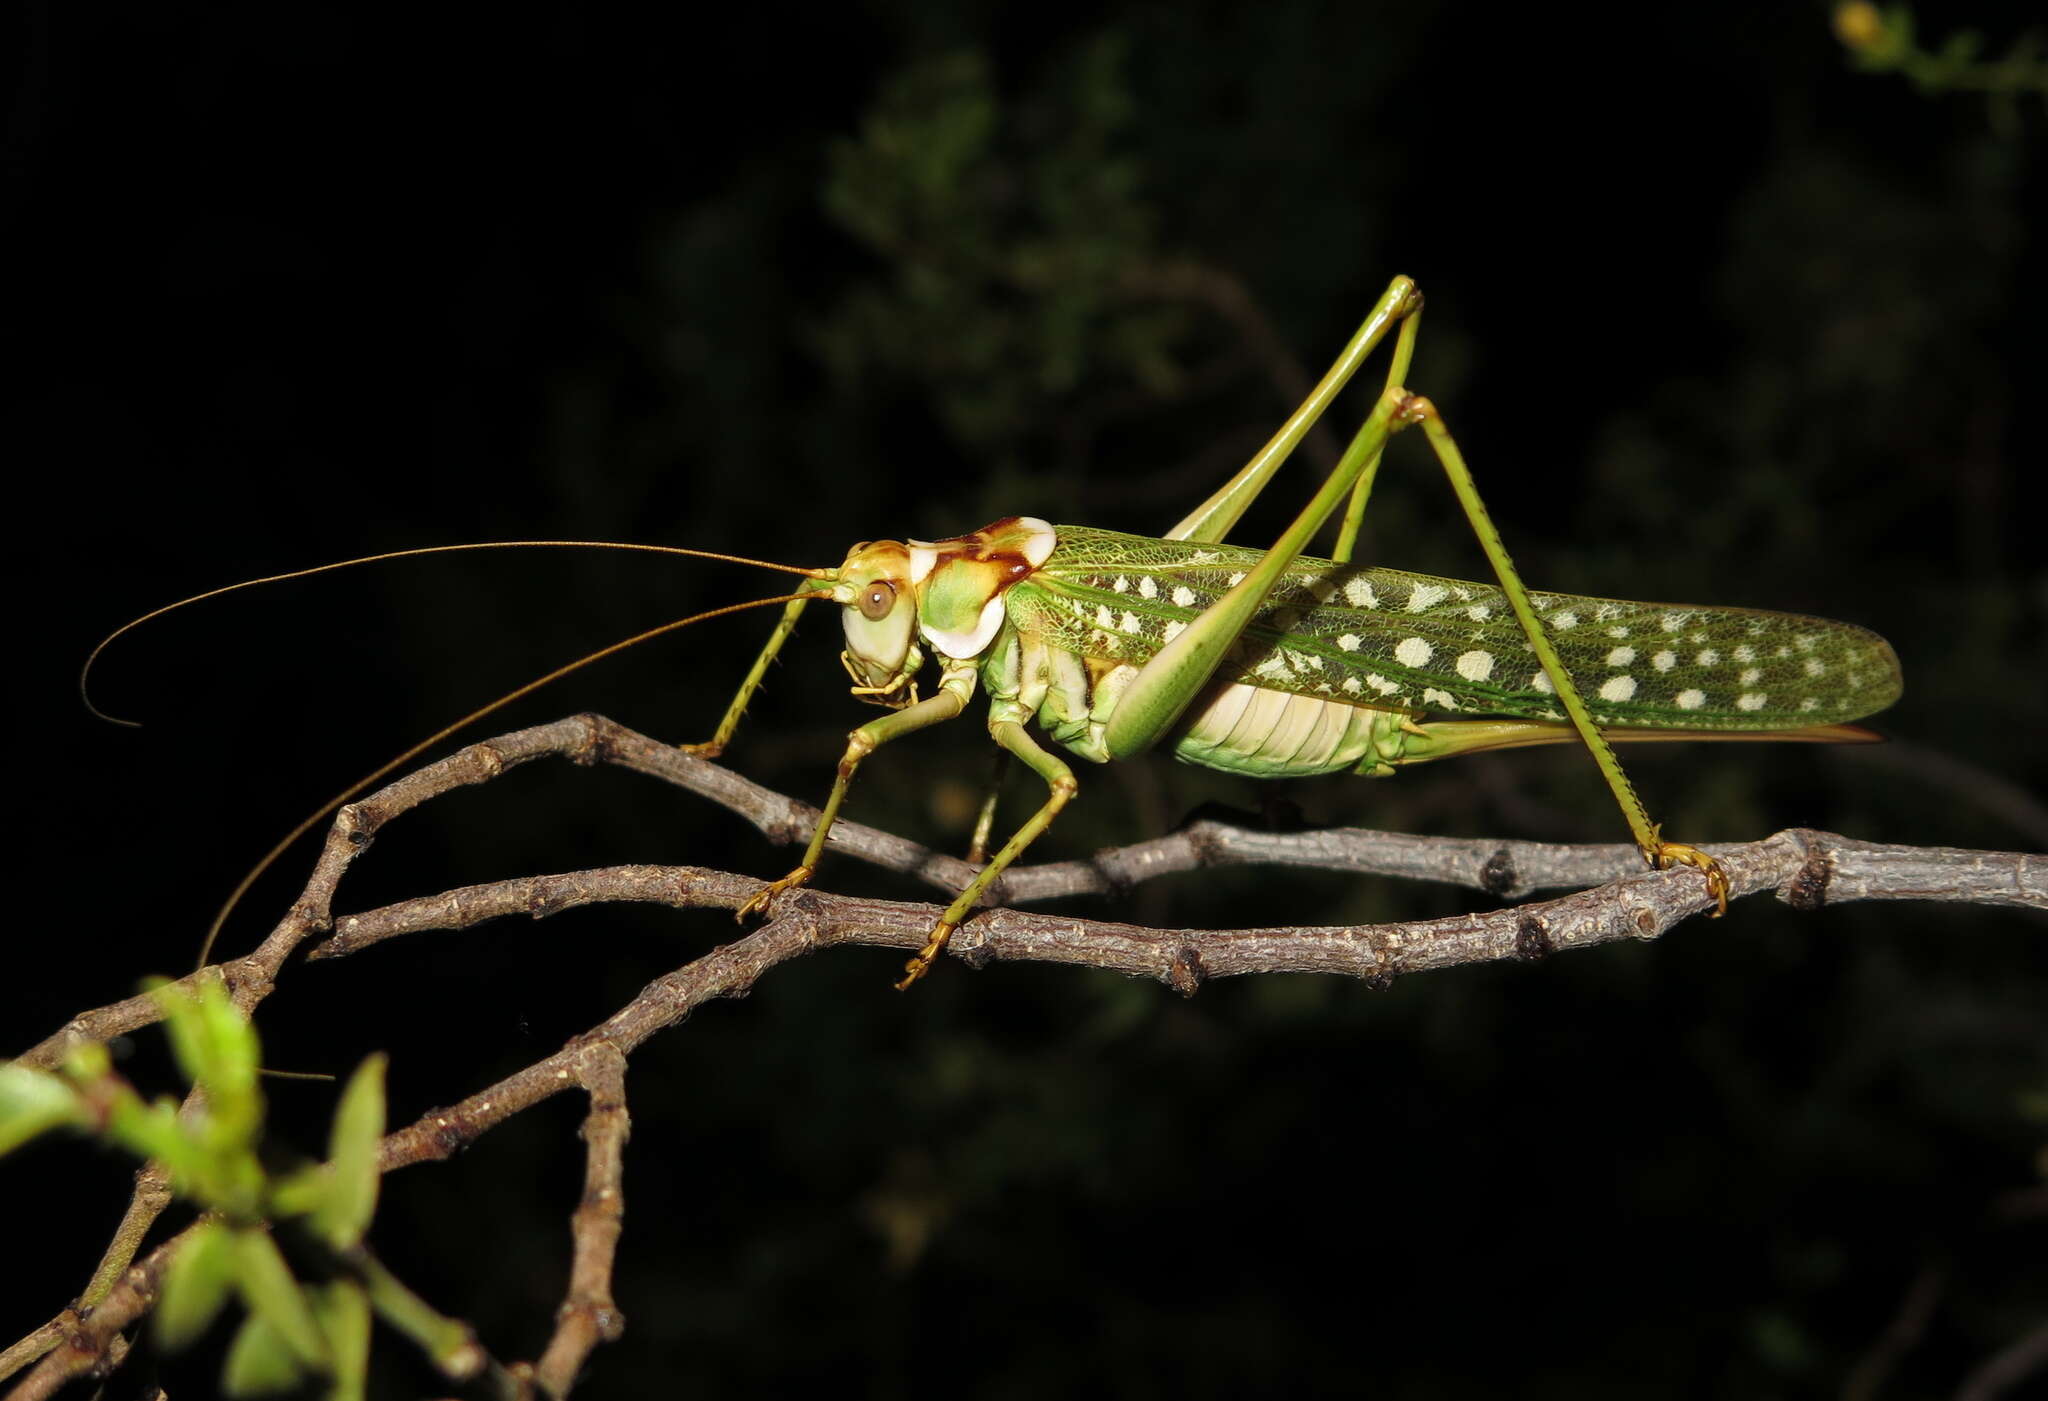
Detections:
10,3,2045,1397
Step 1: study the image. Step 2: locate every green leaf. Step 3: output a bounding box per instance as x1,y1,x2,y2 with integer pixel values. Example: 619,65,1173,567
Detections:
150,977,263,1141
223,1313,305,1396
312,1054,386,1248
308,1281,372,1401
232,1228,330,1370
0,1063,85,1156
156,1220,235,1350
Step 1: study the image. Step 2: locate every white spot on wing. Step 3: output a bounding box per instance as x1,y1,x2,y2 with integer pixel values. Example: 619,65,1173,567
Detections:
1337,634,1362,652
1607,646,1636,666
1394,637,1433,668
1172,586,1197,608
1344,577,1380,609
1598,675,1637,703
1408,583,1448,612
1737,692,1767,711
1530,671,1556,695
1456,650,1494,681
1467,604,1491,621
1652,650,1676,672
1676,689,1706,710
1549,610,1579,631
1138,576,1157,600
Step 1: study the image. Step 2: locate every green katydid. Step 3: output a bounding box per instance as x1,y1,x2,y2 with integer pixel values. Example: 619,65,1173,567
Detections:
684,275,1902,988
88,275,1900,984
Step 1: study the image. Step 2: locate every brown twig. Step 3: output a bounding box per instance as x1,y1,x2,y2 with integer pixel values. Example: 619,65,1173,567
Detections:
8,713,2042,1395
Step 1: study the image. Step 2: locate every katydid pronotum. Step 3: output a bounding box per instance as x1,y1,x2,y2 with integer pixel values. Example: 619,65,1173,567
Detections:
89,275,1900,986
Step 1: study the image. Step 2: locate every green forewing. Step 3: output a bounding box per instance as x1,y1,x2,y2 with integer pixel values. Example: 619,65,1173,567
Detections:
1006,526,1901,729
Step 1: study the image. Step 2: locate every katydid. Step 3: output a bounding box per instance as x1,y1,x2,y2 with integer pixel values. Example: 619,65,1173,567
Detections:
89,276,1901,983
692,275,1901,988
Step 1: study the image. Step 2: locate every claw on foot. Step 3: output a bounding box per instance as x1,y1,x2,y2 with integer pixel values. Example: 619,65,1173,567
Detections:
1650,841,1730,917
737,865,813,923
677,741,725,759
894,921,957,992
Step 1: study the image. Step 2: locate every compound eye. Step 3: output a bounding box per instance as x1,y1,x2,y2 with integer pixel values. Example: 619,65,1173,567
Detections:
859,579,897,621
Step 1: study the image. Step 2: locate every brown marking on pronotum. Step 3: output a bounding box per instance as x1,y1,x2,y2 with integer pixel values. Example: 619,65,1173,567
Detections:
1514,914,1554,961
1479,846,1518,897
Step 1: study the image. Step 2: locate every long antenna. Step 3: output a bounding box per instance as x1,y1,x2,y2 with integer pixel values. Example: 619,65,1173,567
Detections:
83,540,835,726
192,588,822,970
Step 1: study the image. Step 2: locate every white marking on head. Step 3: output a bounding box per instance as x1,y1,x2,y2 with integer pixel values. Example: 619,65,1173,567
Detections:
1737,692,1767,711
1652,650,1676,672
1607,646,1636,666
1676,689,1706,710
1598,675,1637,703
1394,637,1433,668
1456,650,1494,682
908,544,939,585
1408,583,1448,612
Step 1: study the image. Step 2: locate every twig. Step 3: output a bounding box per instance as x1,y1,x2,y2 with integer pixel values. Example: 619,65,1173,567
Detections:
532,1045,630,1399
8,713,2041,1394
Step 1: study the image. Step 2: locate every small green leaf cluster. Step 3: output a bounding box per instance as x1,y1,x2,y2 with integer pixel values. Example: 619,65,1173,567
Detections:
1832,3,2048,113
2,979,471,1398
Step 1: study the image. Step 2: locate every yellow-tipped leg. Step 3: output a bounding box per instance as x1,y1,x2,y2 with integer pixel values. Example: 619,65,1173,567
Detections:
1649,841,1730,917
895,921,957,992
737,865,814,922
677,740,725,759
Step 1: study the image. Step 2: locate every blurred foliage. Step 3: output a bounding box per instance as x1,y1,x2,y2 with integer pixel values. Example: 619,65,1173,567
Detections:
1834,3,2048,132
0,983,471,1398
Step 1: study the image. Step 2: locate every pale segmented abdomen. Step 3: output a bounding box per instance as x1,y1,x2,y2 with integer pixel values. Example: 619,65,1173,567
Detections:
1170,682,1408,778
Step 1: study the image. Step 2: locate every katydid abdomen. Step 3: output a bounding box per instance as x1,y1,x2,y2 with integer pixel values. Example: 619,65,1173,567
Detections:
993,525,1902,778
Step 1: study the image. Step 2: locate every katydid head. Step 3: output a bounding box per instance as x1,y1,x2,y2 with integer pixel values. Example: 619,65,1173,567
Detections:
834,540,924,707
